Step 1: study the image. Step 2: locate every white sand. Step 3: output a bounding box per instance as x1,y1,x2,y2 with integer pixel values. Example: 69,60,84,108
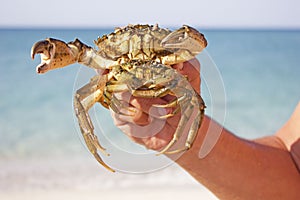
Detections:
0,156,218,200
0,188,217,200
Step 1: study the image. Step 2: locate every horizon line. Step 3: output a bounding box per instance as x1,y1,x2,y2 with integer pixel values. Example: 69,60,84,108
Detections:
1,25,300,31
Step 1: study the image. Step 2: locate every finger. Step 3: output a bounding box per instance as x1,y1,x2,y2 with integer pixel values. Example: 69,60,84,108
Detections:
117,116,176,150
111,106,150,126
172,58,201,94
112,110,169,139
113,92,174,119
111,99,181,128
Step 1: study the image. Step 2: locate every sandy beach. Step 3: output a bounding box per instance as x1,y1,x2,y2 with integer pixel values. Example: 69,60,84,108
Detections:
0,156,218,200
1,188,216,200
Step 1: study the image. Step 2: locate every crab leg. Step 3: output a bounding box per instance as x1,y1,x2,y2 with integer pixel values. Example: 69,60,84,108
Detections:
74,75,115,172
100,84,137,116
156,94,194,155
160,95,205,154
128,84,205,155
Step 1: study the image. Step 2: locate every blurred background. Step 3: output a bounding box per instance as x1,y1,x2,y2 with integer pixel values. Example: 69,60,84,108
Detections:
0,0,300,199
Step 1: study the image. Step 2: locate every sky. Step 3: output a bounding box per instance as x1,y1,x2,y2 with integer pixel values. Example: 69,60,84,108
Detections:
1,0,300,29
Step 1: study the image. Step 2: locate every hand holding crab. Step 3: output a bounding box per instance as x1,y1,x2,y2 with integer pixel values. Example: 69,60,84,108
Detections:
31,24,207,172
111,59,202,152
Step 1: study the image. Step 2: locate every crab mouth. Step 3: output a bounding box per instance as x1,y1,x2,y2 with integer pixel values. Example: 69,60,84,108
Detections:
31,40,54,74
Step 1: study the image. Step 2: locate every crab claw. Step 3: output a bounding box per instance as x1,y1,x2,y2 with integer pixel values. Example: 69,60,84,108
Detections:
161,25,207,55
31,38,78,74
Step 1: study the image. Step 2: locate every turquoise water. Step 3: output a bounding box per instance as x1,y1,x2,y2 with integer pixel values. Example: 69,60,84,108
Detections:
0,29,300,159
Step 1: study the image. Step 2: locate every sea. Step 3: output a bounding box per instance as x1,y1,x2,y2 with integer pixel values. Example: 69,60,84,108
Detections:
0,28,300,196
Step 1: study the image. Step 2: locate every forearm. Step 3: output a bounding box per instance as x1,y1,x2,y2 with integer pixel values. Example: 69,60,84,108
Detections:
176,116,300,200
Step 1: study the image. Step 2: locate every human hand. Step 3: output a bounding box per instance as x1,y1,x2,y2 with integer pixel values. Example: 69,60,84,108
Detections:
110,58,201,151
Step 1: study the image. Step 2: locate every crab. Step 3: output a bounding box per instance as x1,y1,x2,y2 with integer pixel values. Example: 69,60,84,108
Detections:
31,24,207,172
